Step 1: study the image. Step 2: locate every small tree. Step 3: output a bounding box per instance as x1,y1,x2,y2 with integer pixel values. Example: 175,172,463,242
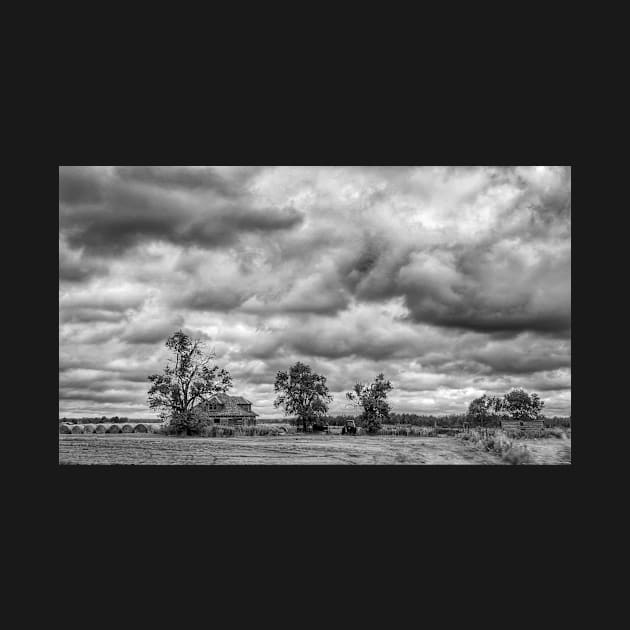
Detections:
502,388,544,422
467,394,503,427
147,330,232,435
346,373,393,433
273,362,333,432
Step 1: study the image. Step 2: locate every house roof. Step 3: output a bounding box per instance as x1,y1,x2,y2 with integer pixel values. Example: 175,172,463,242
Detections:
193,394,258,417
214,393,252,405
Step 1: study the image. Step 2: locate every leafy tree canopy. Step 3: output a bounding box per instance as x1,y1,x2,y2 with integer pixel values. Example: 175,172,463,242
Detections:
273,362,332,431
147,331,232,434
502,388,544,421
346,373,393,433
467,389,545,426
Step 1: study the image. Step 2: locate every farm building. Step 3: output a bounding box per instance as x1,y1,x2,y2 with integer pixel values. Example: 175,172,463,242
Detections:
192,393,258,427
501,418,545,436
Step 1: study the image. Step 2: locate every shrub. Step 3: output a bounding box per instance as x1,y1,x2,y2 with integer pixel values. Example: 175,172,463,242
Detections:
157,423,179,435
167,412,207,436
502,445,532,465
95,424,107,434
201,425,233,437
106,424,122,434
59,424,72,434
460,429,517,460
543,427,567,439
121,424,134,433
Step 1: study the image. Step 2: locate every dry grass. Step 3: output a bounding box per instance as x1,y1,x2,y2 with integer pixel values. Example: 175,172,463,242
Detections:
58,434,504,465
515,438,571,464
458,428,571,465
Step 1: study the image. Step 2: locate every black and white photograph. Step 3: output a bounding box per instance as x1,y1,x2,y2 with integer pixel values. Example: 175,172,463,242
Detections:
58,165,571,465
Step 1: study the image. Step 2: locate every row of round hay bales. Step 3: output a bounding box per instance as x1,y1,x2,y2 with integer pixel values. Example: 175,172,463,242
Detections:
59,423,151,434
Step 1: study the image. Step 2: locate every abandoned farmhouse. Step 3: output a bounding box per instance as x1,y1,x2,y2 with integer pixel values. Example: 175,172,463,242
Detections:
192,393,258,426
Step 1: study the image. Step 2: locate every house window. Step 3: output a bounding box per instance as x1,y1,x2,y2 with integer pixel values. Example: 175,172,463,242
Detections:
214,418,221,424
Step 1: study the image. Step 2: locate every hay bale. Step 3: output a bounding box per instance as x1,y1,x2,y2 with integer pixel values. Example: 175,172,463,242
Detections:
106,424,121,433
59,424,72,434
121,424,134,433
95,424,107,434
71,425,85,434
133,423,148,433
83,424,96,433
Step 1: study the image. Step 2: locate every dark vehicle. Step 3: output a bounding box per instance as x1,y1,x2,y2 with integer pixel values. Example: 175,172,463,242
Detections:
341,419,357,435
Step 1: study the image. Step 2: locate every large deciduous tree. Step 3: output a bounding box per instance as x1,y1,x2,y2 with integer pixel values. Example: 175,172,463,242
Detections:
273,362,332,432
147,331,232,435
345,373,393,433
467,389,545,427
502,388,544,422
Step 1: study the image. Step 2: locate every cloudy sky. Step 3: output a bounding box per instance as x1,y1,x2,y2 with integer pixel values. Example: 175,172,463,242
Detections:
59,166,571,418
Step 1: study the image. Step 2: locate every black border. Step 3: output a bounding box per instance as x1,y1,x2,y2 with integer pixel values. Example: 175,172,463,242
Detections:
48,99,581,590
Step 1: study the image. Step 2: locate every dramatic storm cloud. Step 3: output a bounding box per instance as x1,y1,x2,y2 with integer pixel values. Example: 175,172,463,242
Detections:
59,166,571,418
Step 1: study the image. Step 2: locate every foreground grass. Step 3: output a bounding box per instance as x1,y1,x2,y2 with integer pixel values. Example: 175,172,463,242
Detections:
59,434,505,465
511,438,571,464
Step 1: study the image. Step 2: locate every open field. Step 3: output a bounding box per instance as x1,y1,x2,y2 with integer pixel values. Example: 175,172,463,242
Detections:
59,434,515,465
511,438,571,464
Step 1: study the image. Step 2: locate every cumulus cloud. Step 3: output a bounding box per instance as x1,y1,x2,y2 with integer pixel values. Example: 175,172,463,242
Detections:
59,166,304,255
59,166,571,418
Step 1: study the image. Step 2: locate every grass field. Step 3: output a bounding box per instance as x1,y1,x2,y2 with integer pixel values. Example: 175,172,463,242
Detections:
59,433,568,465
59,433,571,465
511,437,571,464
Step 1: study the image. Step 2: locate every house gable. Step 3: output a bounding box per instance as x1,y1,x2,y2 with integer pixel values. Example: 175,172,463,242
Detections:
192,393,258,426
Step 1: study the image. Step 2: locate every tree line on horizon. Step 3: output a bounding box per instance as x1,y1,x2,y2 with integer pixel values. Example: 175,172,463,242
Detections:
141,331,564,436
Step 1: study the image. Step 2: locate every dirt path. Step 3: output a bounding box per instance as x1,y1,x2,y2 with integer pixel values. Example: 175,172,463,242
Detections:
59,434,503,465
